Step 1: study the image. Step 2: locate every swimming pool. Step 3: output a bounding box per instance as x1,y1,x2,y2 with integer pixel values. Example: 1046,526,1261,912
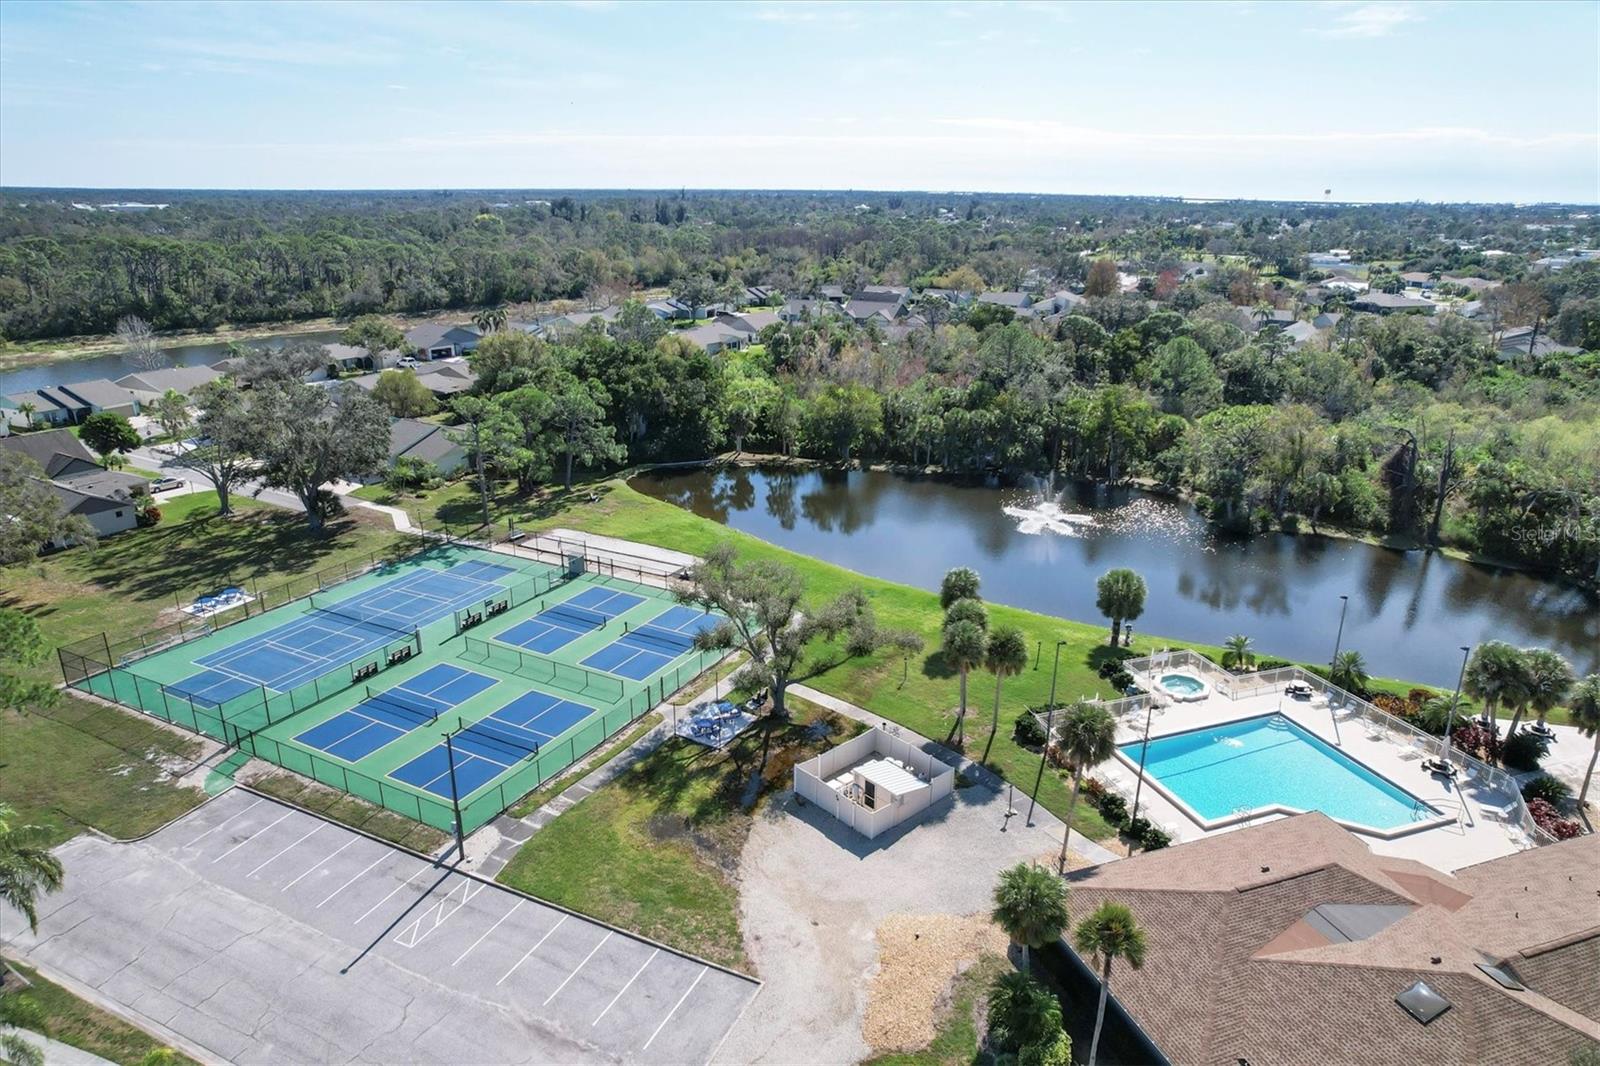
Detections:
1120,714,1440,834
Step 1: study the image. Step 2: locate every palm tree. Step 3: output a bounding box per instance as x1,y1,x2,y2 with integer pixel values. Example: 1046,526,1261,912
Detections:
154,388,190,441
1221,633,1255,672
991,862,1069,973
1095,568,1146,648
1463,641,1531,730
1330,649,1369,694
1510,648,1574,737
0,803,64,934
16,400,36,429
472,305,509,334
985,624,1030,741
1075,901,1148,1066
1568,674,1600,809
1055,702,1118,874
939,566,980,609
942,620,987,748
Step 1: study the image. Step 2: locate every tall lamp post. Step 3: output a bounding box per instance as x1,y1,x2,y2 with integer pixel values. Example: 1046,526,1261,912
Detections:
1128,695,1158,826
1329,594,1349,674
1426,645,1471,777
1027,641,1071,826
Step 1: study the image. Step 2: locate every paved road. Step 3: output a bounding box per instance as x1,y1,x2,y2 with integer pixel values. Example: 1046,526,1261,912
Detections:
130,445,304,512
3,790,758,1065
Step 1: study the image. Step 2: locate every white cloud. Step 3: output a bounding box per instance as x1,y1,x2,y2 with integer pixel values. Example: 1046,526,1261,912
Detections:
1318,2,1424,39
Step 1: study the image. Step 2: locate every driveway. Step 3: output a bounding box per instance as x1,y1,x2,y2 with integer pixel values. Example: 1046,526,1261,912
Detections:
3,789,757,1065
713,778,1060,1065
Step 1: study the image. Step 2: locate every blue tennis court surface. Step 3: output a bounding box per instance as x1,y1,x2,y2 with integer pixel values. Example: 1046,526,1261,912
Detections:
581,605,721,681
166,561,521,706
388,690,598,799
293,665,499,763
492,586,644,655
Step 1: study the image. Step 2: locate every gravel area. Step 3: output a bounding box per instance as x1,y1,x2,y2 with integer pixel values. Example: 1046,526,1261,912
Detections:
863,913,1008,1052
715,783,1053,1064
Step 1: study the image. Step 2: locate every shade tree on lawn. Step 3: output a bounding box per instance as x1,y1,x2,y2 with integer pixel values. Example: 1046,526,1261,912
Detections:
0,453,95,564
370,369,438,418
245,382,390,533
79,411,139,461
546,375,625,490
172,379,254,516
0,609,58,714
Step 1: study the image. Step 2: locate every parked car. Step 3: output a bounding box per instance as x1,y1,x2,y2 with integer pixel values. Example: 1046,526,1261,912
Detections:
150,476,185,493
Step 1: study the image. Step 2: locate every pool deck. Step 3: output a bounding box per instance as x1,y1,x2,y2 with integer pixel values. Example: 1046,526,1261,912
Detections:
1100,677,1532,873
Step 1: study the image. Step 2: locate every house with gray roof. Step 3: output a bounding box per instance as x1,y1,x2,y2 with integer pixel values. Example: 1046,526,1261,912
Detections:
1496,327,1581,361
115,365,224,403
976,290,1033,311
844,286,909,323
681,321,750,355
0,428,145,545
716,310,781,336
4,378,140,429
385,418,468,478
404,323,482,360
1352,292,1437,315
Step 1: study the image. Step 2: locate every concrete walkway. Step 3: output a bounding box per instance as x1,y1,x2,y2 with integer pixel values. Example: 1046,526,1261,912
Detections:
790,684,1120,866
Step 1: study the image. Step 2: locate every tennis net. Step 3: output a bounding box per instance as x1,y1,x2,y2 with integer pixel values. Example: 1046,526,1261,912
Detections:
364,685,441,726
462,720,540,760
623,623,695,655
544,601,609,631
308,594,416,637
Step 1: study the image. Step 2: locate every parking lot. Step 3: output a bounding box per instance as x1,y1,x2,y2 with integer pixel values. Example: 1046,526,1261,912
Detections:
5,789,758,1064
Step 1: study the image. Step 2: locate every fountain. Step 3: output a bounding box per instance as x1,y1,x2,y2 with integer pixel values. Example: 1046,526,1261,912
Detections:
1003,475,1096,537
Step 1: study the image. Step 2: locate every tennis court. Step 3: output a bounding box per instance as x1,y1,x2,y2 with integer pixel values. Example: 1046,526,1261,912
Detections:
167,560,521,706
581,605,723,681
293,664,501,763
390,690,599,799
493,586,645,654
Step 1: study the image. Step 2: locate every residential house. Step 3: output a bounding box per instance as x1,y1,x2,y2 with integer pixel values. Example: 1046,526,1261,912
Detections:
0,428,146,545
1062,814,1600,1066
385,418,468,478
1312,311,1344,331
976,291,1033,312
345,360,477,399
404,323,482,360
1323,275,1371,294
1351,291,1436,315
1442,275,1502,294
1400,271,1438,290
743,285,778,306
325,342,401,373
918,287,975,307
1496,327,1581,361
715,310,781,338
1281,321,1319,348
818,284,847,305
1248,308,1299,332
680,321,749,355
115,365,225,404
4,378,140,429
780,297,834,323
843,285,909,323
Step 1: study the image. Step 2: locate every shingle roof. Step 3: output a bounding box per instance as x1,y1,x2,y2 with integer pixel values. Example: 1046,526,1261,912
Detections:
405,323,482,349
114,365,223,395
388,418,464,465
60,378,139,409
0,428,100,476
1065,815,1600,1065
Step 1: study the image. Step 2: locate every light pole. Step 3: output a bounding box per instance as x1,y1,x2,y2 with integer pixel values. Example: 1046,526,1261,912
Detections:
1428,645,1471,777
442,727,465,859
1329,594,1350,674
1028,641,1071,826
1128,696,1157,826
1048,640,1068,709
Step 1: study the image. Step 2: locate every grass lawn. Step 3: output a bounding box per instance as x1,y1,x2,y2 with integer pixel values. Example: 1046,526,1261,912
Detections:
497,697,863,970
506,711,663,818
863,953,1008,1066
1,958,198,1066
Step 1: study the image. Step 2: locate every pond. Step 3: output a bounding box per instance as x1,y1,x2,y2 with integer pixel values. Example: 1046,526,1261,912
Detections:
0,330,346,394
631,466,1598,688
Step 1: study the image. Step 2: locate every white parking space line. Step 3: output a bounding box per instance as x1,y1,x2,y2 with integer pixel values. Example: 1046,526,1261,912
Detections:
543,931,611,1006
211,811,291,864
355,862,436,924
497,915,566,986
593,949,657,1026
281,838,356,892
452,900,523,966
642,968,706,1052
317,853,390,908
182,798,263,847
247,824,322,877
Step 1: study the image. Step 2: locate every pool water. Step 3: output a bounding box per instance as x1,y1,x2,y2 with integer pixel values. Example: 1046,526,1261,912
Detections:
1121,715,1437,831
1160,673,1206,695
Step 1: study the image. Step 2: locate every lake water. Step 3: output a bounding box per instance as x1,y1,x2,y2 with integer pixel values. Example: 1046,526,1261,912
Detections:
631,466,1598,687
0,330,345,394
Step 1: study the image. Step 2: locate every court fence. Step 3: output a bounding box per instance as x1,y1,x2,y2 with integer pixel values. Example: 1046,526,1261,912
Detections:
458,636,627,704
451,567,560,634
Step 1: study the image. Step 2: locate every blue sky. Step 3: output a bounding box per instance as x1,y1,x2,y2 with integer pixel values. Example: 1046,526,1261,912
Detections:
2,0,1596,202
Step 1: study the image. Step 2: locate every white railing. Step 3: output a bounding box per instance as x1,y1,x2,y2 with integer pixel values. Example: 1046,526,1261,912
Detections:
1117,652,1555,847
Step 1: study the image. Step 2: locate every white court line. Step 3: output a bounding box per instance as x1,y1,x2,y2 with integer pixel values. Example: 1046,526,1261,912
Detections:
355,862,436,924
317,852,391,908
641,967,705,1052
497,915,567,986
282,838,356,892
247,823,322,877
183,798,264,847
452,900,523,966
211,810,291,864
593,949,658,1026
544,931,612,1006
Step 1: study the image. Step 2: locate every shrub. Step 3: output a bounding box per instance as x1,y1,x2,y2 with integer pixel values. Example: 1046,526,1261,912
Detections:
1372,692,1417,721
1013,712,1048,748
1082,776,1107,801
1521,774,1573,808
1501,730,1551,772
1256,659,1292,672
1279,513,1300,534
1018,1032,1073,1066
1139,825,1172,850
1451,721,1502,764
1526,798,1582,840
987,972,1063,1053
1125,816,1152,841
1095,792,1128,828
